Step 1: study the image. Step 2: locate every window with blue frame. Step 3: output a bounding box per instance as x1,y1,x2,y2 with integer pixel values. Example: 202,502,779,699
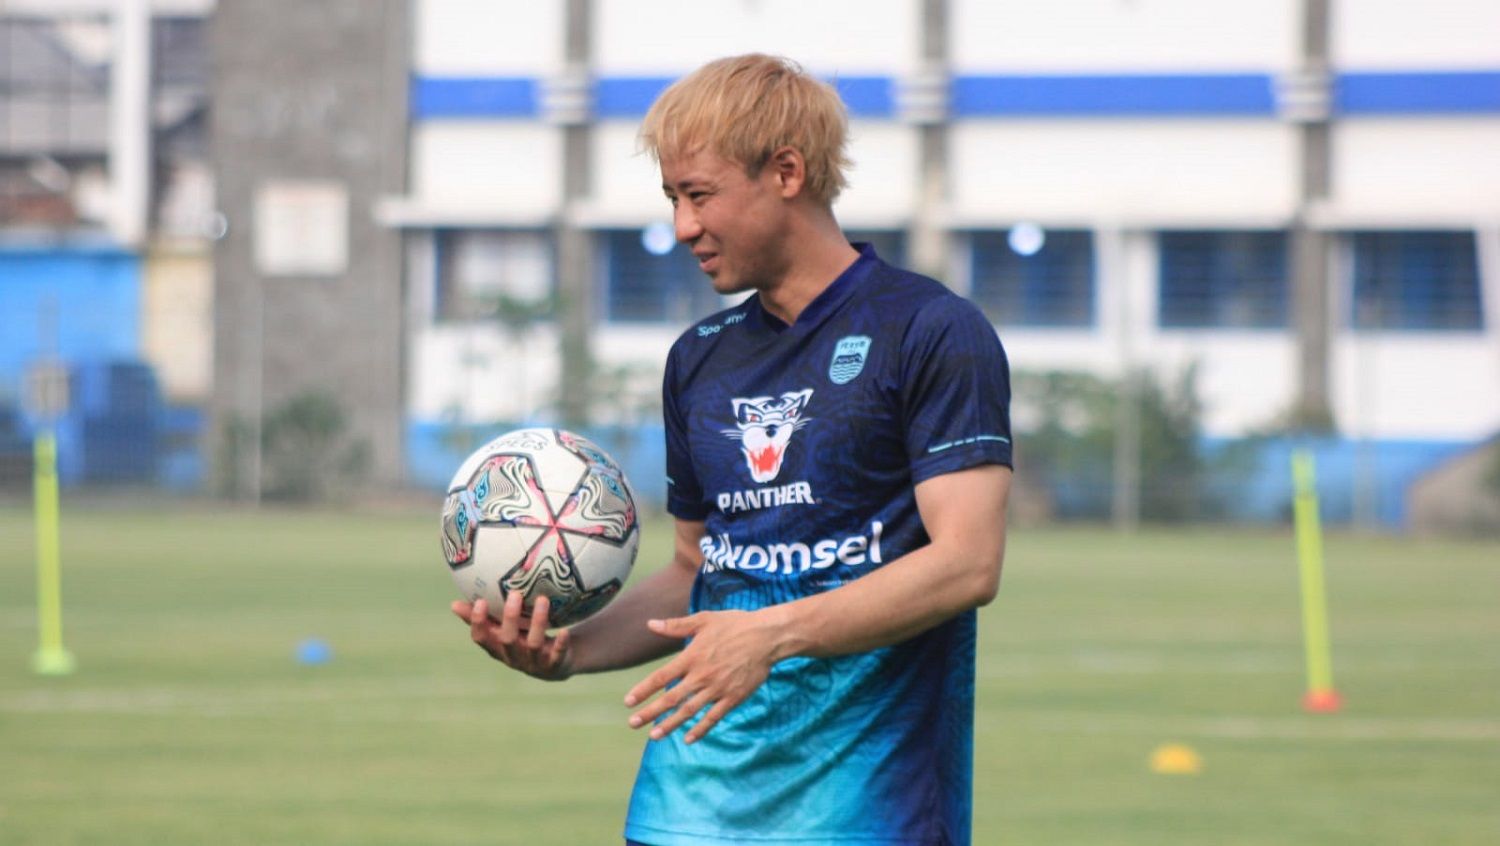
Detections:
434,230,554,322
600,229,906,324
969,230,1094,327
847,230,907,268
1351,232,1482,331
601,229,726,323
1158,231,1288,328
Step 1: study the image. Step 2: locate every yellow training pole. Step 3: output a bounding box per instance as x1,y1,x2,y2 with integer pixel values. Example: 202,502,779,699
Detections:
32,428,75,676
1291,449,1338,712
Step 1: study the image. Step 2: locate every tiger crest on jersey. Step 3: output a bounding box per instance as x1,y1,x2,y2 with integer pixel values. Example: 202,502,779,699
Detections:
722,389,814,483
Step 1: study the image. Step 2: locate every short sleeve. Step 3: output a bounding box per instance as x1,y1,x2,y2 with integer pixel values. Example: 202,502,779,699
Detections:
662,340,710,520
900,295,1013,483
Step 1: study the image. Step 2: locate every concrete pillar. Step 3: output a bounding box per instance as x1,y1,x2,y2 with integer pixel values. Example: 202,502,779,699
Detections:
1291,0,1334,429
108,0,150,248
906,0,949,282
556,0,595,429
209,0,409,497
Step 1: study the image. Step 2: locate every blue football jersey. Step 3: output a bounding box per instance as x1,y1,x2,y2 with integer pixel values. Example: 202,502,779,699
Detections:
624,244,1012,846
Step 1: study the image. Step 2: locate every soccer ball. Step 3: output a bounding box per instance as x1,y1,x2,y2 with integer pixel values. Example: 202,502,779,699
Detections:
440,428,640,628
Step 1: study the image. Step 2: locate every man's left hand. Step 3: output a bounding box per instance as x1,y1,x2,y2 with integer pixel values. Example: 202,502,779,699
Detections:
623,609,786,744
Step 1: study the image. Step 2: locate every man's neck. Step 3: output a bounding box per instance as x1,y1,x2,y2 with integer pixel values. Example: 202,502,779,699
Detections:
756,217,861,326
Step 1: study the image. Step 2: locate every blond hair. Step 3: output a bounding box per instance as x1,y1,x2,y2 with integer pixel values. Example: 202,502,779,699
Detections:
639,54,852,206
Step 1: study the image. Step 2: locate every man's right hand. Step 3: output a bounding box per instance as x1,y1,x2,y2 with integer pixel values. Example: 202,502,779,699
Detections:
451,591,574,681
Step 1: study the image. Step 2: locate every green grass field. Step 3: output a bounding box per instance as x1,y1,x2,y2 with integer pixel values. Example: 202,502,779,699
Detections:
2,503,1497,845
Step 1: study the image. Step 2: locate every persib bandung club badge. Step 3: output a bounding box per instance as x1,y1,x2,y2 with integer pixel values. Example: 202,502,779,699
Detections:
828,336,871,385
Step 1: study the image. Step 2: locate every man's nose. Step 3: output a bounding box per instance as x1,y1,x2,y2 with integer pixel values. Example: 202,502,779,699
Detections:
674,203,702,243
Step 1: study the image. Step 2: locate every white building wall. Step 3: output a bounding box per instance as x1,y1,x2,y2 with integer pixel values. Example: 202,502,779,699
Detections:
584,121,668,227
951,0,1299,72
834,122,919,229
409,123,563,218
949,122,1300,227
1333,0,1500,69
414,0,564,75
410,324,560,423
1328,121,1500,227
1333,334,1500,440
594,0,918,75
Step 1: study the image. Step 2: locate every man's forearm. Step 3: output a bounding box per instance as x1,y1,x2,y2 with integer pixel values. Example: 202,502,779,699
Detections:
763,534,1003,662
567,562,698,674
763,465,1010,662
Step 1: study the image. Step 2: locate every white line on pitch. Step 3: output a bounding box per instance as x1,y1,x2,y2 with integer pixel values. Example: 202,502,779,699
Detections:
1005,713,1500,742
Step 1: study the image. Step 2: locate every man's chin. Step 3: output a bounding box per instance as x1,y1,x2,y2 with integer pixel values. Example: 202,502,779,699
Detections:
708,275,753,296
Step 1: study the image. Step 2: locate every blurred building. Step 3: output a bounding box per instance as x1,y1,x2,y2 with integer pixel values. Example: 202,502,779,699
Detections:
390,0,1499,525
0,0,212,490
208,0,408,497
2,0,1497,526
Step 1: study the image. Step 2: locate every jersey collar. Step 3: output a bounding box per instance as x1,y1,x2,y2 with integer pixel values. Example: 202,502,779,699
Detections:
749,242,881,335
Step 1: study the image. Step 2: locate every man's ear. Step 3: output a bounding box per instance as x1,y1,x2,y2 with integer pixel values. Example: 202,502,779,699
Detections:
769,146,805,199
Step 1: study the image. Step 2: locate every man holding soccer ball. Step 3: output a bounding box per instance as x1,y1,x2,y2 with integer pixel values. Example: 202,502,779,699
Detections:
453,53,1012,846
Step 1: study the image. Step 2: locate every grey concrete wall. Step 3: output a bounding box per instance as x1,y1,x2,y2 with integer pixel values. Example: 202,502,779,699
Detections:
209,0,408,495
1408,438,1500,536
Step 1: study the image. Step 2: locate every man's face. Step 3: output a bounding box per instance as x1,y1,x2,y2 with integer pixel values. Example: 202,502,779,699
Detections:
659,147,791,296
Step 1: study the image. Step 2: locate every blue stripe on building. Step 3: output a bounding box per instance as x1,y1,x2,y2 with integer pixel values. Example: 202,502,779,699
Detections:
951,73,1278,116
829,76,894,117
408,71,1500,120
415,75,895,119
594,77,675,118
1336,71,1500,114
411,76,540,118
596,75,894,118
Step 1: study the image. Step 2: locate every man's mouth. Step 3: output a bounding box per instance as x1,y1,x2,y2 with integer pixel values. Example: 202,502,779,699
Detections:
695,252,719,274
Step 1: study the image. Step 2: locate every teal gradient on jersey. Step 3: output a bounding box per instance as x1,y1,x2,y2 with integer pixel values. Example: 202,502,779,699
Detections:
627,619,975,845
625,246,1009,846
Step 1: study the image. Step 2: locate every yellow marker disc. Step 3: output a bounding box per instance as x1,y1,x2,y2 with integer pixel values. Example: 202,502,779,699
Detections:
1150,743,1202,775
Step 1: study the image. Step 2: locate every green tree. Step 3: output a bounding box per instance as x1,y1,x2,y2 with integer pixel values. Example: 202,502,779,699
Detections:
260,392,370,502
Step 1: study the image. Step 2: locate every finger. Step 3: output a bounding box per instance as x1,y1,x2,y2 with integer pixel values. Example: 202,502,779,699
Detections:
460,600,506,663
497,591,524,646
526,596,551,650
647,615,700,639
547,626,571,670
451,600,474,621
650,688,715,741
624,658,683,708
682,697,738,745
629,680,688,730
469,599,493,644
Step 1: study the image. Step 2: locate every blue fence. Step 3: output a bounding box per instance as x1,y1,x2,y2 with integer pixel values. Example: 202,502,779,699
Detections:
0,245,141,378
1203,436,1471,528
406,417,1475,529
407,419,668,507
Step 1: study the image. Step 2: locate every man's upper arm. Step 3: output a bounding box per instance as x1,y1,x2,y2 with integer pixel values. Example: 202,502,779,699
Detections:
914,464,1012,602
670,518,706,576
